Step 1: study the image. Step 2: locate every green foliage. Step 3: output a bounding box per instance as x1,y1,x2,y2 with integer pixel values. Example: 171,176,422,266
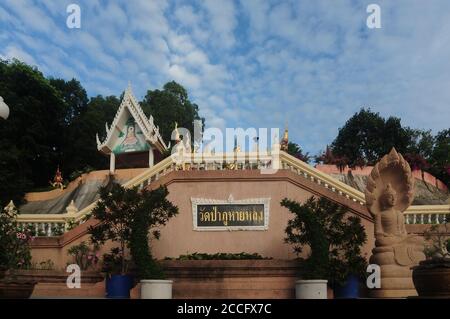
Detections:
281,197,367,286
101,247,131,275
129,186,179,280
423,223,450,259
49,78,88,125
61,95,120,177
0,206,32,270
141,81,205,146
165,252,272,260
0,59,206,205
326,108,449,187
68,166,95,182
428,129,450,187
67,241,100,271
287,142,310,163
0,59,65,206
27,259,55,270
89,183,178,277
330,108,411,167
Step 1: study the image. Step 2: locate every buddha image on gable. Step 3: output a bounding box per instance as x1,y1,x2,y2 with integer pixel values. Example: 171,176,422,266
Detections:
113,118,148,154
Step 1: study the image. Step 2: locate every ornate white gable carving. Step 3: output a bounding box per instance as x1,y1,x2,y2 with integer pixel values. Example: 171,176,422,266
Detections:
96,84,168,154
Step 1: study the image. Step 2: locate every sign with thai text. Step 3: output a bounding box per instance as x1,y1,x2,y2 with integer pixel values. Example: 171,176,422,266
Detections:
191,195,270,231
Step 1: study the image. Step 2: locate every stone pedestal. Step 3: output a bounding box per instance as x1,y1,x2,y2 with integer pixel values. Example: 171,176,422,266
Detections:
369,241,425,298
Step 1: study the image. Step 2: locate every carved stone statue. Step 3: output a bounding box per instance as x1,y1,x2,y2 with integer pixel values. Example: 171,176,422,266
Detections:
365,148,425,298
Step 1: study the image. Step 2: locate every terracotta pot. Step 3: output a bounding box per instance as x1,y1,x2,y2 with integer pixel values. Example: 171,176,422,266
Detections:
412,259,450,297
0,281,36,299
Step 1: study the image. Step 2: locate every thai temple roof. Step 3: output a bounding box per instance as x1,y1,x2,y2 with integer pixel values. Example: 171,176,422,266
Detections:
96,84,168,155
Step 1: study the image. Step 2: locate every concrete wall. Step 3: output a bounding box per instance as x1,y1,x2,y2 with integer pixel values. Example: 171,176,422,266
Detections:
151,170,374,261
30,170,375,269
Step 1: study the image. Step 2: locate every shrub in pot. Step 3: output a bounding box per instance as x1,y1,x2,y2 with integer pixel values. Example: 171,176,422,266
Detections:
89,183,143,298
89,183,178,299
0,203,36,299
281,197,367,299
412,223,450,297
130,186,178,299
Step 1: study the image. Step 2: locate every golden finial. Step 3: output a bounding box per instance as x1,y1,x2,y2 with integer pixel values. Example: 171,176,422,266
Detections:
280,122,289,151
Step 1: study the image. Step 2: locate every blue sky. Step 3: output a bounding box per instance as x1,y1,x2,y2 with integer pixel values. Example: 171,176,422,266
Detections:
1,0,450,156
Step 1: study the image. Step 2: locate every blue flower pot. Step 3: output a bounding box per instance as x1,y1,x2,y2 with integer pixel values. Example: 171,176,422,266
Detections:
333,274,360,299
105,275,134,299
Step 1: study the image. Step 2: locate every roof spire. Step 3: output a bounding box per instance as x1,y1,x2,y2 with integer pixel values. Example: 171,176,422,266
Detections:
280,121,289,151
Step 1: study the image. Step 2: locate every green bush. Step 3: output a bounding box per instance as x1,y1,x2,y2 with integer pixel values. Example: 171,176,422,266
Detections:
281,196,368,286
0,206,32,270
67,241,99,271
89,183,178,278
165,252,272,260
129,186,178,280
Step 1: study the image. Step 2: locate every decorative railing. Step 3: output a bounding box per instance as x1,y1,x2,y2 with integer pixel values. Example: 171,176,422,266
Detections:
14,150,450,235
279,152,366,205
404,205,450,225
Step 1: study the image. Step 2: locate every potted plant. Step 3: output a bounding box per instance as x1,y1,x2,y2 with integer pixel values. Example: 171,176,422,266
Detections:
89,183,138,298
0,203,36,298
412,223,450,297
89,183,178,299
281,197,367,299
129,186,178,299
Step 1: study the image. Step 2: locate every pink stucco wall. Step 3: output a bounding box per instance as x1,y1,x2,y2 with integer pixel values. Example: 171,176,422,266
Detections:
30,170,375,268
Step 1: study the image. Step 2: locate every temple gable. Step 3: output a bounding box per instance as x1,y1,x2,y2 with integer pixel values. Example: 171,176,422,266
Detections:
96,84,168,173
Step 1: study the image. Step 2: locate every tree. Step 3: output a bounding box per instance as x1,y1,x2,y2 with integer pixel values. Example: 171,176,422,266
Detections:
141,81,205,146
287,142,310,162
315,145,349,171
327,108,446,178
428,129,450,187
0,59,66,205
130,186,178,279
281,197,367,286
89,183,178,275
61,95,120,176
49,78,88,125
330,108,411,167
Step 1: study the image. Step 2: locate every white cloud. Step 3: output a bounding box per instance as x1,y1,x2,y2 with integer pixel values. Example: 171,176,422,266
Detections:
1,0,450,156
1,45,36,65
202,0,237,49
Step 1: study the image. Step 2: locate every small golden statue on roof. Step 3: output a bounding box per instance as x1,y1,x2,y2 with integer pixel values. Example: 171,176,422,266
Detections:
280,125,289,152
50,166,65,190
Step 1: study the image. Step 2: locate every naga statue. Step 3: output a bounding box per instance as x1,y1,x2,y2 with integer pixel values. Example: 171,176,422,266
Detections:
365,148,425,297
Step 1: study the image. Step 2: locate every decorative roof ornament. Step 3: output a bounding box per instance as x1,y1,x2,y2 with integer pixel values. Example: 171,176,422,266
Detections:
50,166,65,190
280,123,289,151
66,200,78,215
0,96,10,120
4,200,16,215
